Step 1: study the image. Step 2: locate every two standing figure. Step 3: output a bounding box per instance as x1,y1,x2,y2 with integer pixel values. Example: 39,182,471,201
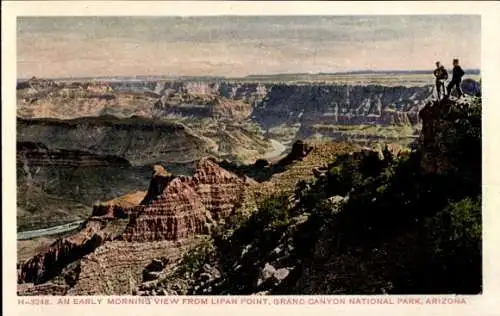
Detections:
433,58,465,100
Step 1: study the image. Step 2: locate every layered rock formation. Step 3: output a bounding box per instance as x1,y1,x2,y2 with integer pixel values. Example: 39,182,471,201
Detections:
144,97,481,295
218,140,357,196
122,177,214,242
17,116,272,168
17,77,481,170
18,117,216,165
16,141,129,231
17,79,266,121
297,124,418,146
65,239,190,295
17,141,131,167
189,158,254,219
122,159,252,241
253,84,434,129
18,160,255,294
16,139,156,231
19,219,110,284
17,87,156,120
268,141,357,192
154,93,254,121
18,77,481,129
160,81,267,104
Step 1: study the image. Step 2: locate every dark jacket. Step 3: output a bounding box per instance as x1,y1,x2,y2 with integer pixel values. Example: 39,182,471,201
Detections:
452,65,465,81
434,66,448,80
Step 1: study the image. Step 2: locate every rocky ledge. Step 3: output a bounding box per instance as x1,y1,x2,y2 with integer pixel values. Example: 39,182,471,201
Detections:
418,96,481,176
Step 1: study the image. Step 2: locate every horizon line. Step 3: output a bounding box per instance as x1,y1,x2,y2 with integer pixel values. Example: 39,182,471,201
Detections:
17,68,481,81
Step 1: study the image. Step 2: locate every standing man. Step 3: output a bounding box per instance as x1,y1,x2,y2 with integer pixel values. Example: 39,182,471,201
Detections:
446,58,465,98
433,61,448,100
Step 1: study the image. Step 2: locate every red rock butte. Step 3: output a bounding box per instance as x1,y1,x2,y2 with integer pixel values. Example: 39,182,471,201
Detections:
18,158,256,292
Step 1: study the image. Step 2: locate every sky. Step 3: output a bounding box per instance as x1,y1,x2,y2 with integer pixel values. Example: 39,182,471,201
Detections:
17,15,481,78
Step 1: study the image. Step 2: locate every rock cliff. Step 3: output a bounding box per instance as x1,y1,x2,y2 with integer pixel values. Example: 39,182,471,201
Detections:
418,96,481,176
16,77,481,163
16,140,159,231
253,84,434,129
121,177,214,242
16,141,150,231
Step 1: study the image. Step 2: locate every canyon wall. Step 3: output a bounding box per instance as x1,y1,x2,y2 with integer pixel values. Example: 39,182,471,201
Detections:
16,138,193,231
17,141,131,168
17,117,217,165
18,78,446,126
18,78,481,129
112,80,437,127
253,84,434,128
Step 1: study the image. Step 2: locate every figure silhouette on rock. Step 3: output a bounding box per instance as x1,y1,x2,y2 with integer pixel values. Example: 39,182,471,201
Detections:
433,61,448,100
446,58,465,99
